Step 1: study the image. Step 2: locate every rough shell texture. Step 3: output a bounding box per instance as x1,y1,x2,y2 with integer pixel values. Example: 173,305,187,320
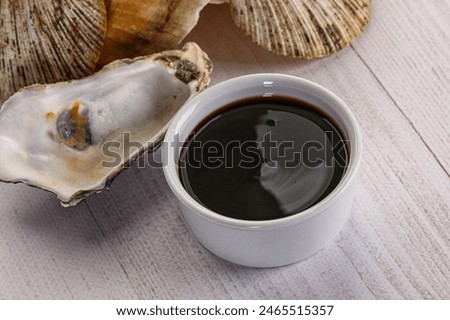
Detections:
229,0,372,59
0,0,107,103
0,43,212,206
98,0,210,67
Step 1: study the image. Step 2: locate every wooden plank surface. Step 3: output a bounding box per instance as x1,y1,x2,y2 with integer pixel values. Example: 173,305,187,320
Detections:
0,0,449,299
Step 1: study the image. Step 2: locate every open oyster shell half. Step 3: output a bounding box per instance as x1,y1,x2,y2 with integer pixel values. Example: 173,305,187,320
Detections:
0,42,212,206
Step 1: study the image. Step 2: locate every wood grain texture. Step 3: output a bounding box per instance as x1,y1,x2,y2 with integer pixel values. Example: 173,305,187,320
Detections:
0,0,449,299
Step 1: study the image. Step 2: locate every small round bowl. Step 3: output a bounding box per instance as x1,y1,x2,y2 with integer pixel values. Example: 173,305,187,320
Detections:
163,74,362,267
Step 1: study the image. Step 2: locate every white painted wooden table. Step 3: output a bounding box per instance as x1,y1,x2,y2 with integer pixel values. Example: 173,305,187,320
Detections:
1,1,449,299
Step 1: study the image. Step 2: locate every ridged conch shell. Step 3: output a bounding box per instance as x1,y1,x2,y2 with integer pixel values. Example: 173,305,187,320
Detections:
98,0,210,66
229,0,372,59
0,43,212,206
0,0,107,103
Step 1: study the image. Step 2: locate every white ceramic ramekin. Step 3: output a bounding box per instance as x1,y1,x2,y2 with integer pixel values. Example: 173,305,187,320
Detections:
162,74,362,267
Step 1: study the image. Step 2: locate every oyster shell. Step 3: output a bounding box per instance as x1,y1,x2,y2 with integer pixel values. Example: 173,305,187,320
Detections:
0,42,212,206
0,0,107,103
97,0,371,65
229,0,372,59
98,0,210,66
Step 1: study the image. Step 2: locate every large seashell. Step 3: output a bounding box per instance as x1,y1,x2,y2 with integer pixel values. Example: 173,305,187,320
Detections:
0,43,212,206
98,0,371,65
0,0,107,103
98,0,210,66
229,0,371,59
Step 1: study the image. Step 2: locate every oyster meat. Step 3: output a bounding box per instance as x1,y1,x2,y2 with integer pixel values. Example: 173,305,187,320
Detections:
0,42,212,206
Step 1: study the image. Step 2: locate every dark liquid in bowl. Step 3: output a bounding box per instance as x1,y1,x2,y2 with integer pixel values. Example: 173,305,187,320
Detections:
179,96,348,221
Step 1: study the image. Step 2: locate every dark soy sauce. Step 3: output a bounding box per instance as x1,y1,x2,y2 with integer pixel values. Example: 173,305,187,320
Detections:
179,96,349,221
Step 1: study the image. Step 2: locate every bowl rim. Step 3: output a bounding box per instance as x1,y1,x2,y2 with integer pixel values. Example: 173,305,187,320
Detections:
162,73,363,230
